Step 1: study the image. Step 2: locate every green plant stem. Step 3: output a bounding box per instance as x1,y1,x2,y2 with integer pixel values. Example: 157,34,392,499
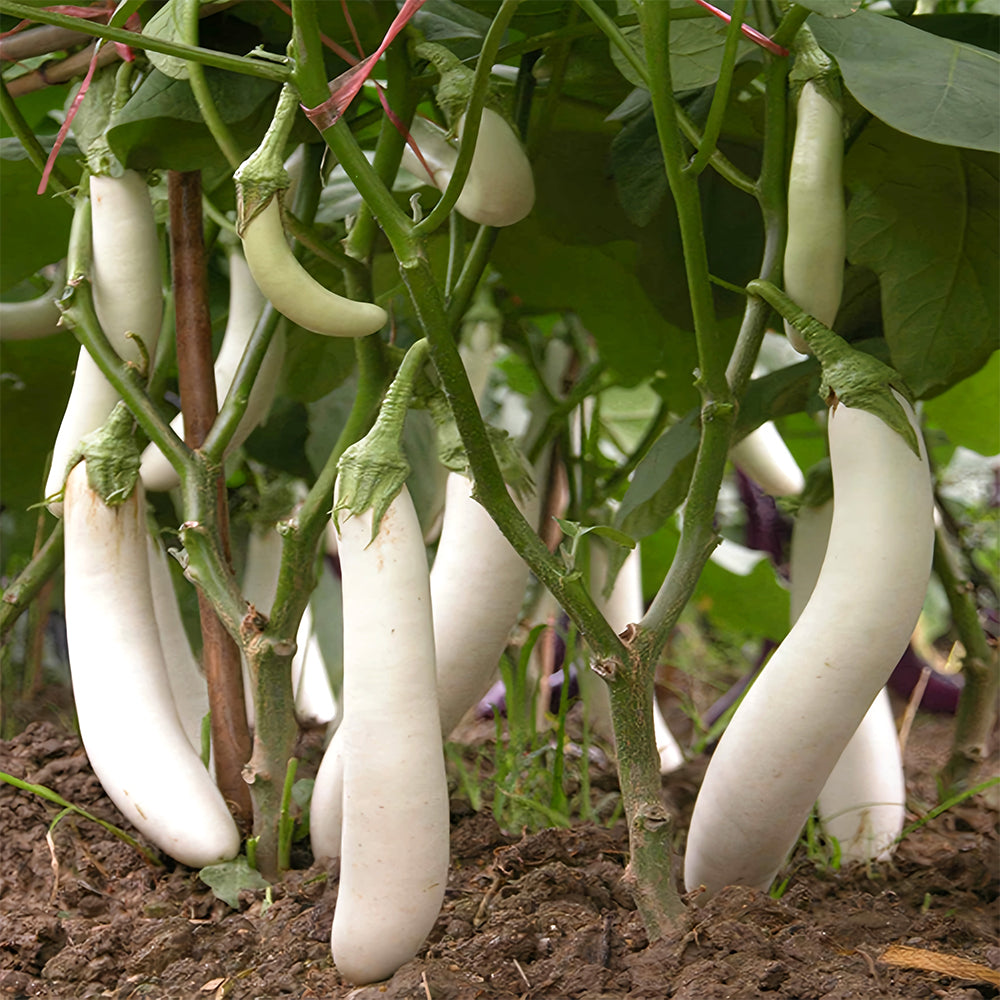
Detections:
726,45,789,398
445,224,499,328
0,79,73,194
201,306,282,463
182,0,242,170
343,0,419,262
577,0,648,87
281,210,367,281
0,520,64,644
0,0,290,81
525,5,577,160
685,0,746,178
933,528,1000,795
413,0,522,238
674,106,756,195
291,0,416,262
770,2,813,50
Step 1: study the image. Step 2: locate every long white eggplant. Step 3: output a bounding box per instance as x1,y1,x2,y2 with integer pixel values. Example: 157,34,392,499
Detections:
63,464,239,867
585,543,685,774
683,393,932,896
793,502,906,863
145,532,208,755
140,249,283,492
730,421,805,497
46,171,162,515
0,263,65,340
330,485,449,984
310,472,535,861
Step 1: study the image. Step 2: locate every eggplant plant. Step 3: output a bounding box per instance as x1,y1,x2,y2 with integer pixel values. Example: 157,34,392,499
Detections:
0,0,997,987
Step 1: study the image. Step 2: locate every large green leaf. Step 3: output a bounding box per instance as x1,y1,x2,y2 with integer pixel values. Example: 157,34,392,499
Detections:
0,139,80,293
641,521,790,641
923,349,1000,457
492,217,695,392
846,122,999,398
107,68,280,173
811,9,1000,152
615,410,699,540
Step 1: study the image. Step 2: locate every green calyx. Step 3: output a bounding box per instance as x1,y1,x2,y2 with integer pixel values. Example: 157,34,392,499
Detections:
70,402,141,506
234,82,299,234
333,340,431,541
788,24,841,105
747,280,920,457
412,40,506,128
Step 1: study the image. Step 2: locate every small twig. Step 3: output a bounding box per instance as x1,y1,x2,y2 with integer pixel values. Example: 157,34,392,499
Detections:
473,872,502,927
897,663,933,756
421,970,433,1000
512,958,531,990
855,946,888,994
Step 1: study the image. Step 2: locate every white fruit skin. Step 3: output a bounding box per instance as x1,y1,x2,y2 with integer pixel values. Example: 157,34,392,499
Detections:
400,109,535,227
783,81,845,355
793,503,906,863
146,532,208,755
683,392,932,897
331,486,449,985
240,525,338,728
0,264,64,340
730,421,805,497
310,472,536,861
140,249,284,492
46,171,163,515
63,464,240,867
241,199,387,338
586,544,684,774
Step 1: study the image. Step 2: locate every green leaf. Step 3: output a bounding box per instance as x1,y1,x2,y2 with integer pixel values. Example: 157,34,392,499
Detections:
199,856,270,909
641,522,790,640
845,122,999,398
610,104,667,227
615,410,700,540
810,9,1000,152
280,325,357,404
107,67,281,174
611,16,756,93
795,0,859,15
0,138,80,293
923,350,1000,456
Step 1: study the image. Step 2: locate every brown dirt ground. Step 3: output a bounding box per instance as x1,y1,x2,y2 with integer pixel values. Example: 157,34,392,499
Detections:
0,700,997,1000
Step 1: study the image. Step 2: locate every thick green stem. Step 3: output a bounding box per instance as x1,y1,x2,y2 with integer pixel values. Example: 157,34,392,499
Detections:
402,256,626,661
0,0,291,81
933,529,1000,795
0,520,64,644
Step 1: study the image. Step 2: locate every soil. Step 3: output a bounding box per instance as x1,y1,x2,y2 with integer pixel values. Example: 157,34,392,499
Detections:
0,704,997,1000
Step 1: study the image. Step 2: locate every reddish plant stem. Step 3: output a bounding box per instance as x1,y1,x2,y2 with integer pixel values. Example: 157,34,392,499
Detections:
168,170,252,827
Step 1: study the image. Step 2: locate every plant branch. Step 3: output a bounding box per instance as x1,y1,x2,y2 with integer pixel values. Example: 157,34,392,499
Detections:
577,0,648,88
685,0,746,178
0,520,64,644
0,0,291,81
181,0,242,170
933,526,1000,794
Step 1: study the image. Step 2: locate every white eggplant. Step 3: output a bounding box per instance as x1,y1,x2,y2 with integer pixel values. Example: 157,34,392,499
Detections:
145,531,208,755
793,503,906,863
330,485,448,984
45,171,163,515
140,249,284,492
400,109,534,227
783,81,845,355
240,198,386,338
683,393,932,896
63,464,239,867
0,263,65,340
730,421,805,497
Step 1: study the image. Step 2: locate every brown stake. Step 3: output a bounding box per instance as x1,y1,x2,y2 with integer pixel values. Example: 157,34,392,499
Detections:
168,170,253,826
